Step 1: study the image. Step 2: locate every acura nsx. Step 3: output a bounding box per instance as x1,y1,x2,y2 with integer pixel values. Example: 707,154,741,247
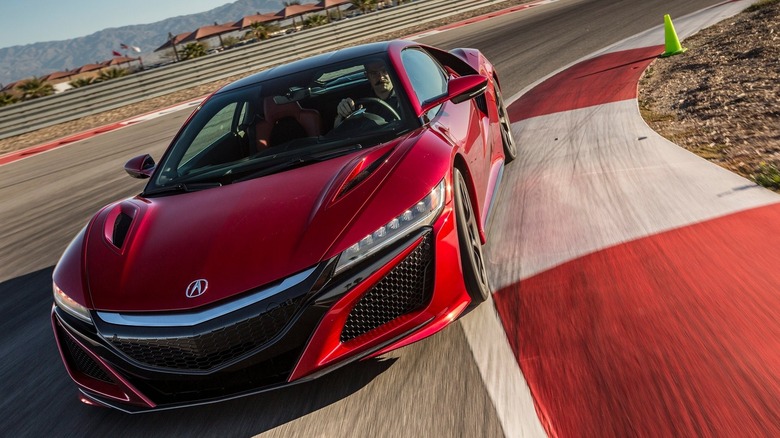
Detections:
51,39,516,412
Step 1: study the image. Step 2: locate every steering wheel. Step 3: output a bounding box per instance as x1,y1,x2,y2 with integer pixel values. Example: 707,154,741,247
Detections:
353,97,401,121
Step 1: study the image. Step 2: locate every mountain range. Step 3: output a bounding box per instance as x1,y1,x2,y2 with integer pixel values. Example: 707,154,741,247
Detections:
0,0,286,86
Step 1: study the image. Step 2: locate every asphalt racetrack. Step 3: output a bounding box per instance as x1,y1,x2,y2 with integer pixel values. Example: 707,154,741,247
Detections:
0,0,759,436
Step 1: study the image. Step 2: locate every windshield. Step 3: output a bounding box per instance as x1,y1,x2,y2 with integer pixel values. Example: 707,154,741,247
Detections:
147,53,417,193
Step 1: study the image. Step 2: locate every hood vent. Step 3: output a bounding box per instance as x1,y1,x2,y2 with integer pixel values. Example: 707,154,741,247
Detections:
112,212,133,249
338,148,394,198
102,201,139,251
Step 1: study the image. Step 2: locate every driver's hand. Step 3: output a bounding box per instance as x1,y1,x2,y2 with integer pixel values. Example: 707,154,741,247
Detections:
337,98,356,118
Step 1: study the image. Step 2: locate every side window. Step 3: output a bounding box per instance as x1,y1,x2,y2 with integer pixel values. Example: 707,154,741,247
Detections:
401,49,449,107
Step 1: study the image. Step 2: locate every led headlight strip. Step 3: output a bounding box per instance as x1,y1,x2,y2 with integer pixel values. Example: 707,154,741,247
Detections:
53,282,92,323
335,179,445,275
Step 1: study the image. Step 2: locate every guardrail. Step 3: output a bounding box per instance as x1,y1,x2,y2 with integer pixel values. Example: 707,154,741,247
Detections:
0,0,509,140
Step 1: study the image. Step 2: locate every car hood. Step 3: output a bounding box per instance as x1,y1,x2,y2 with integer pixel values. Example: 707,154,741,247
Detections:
84,131,442,312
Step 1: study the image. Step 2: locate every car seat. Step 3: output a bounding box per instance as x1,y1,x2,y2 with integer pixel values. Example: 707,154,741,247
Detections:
255,97,321,149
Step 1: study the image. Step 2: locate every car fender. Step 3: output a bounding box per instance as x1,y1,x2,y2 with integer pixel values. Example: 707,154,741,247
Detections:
450,48,496,83
52,223,92,309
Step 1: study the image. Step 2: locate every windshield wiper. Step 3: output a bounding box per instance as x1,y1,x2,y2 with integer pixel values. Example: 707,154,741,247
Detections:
234,157,322,182
235,144,362,182
142,182,222,197
311,143,363,160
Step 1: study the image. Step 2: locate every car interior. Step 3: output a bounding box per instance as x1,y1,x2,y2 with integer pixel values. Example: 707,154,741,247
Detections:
151,56,417,189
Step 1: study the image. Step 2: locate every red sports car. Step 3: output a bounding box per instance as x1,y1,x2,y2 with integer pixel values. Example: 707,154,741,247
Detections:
51,40,516,412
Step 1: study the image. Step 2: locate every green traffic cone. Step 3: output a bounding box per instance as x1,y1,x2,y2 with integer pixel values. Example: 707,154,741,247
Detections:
661,14,687,57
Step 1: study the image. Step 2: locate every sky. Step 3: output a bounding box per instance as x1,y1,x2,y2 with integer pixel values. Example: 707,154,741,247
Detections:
0,0,234,48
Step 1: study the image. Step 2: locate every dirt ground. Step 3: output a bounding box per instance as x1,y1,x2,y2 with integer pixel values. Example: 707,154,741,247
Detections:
0,0,532,156
639,0,780,189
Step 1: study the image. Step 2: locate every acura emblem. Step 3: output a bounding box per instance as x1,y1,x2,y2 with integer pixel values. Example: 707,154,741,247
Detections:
185,279,208,298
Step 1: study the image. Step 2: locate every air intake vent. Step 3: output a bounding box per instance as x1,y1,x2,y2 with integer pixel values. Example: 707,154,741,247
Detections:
338,147,394,198
112,212,133,248
61,329,114,383
340,233,434,343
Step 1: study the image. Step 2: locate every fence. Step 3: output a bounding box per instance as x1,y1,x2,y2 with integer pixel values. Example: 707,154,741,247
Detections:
0,0,508,140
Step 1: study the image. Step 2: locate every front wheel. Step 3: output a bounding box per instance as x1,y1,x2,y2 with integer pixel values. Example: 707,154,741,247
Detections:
495,85,517,164
453,169,491,303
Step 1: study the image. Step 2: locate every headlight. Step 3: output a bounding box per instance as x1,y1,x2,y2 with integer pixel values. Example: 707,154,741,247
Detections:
335,179,445,274
53,282,92,323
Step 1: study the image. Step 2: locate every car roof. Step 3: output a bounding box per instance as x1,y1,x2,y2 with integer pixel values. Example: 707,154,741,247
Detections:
219,41,415,93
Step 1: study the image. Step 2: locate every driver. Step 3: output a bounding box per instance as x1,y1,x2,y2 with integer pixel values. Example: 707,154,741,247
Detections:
334,61,399,128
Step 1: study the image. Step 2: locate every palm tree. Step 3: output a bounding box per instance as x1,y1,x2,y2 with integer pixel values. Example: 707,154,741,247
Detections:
246,22,279,41
97,68,128,82
304,14,328,29
180,42,208,60
69,77,96,88
16,77,54,100
351,0,377,14
0,92,18,107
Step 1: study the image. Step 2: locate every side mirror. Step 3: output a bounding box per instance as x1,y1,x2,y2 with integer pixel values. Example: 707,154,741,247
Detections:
124,154,155,179
448,74,489,104
420,74,489,113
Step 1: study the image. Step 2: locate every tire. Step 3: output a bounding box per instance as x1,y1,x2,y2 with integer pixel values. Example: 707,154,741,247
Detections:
495,85,517,164
453,169,491,303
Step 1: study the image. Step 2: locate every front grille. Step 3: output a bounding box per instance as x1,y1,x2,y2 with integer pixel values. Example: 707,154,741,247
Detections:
134,347,303,405
106,296,305,371
341,233,434,343
63,332,114,383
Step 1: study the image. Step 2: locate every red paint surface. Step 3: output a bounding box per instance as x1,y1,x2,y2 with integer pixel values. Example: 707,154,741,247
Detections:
494,202,780,437
78,136,449,311
507,46,664,121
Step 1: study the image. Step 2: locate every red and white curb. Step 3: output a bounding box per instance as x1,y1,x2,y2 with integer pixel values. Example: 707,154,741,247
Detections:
486,0,777,436
0,97,205,166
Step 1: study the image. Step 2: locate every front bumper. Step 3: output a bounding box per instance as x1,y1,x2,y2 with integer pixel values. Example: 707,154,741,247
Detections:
52,204,472,413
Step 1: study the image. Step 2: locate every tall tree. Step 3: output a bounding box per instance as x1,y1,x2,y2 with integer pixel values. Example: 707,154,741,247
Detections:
179,42,208,60
97,68,128,82
16,77,54,100
69,77,96,88
0,92,18,107
246,22,279,41
351,0,377,14
304,14,328,29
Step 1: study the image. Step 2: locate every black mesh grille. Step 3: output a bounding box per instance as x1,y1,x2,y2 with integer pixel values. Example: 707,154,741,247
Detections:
106,296,305,371
63,332,114,383
341,233,434,343
134,347,303,404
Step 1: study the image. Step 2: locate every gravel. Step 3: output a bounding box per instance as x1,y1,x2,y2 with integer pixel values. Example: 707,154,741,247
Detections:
639,1,780,189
